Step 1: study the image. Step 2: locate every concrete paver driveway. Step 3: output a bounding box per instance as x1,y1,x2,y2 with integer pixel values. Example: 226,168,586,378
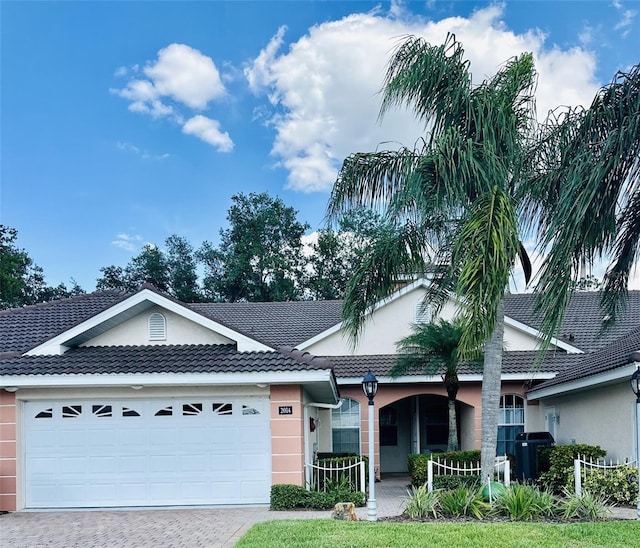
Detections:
2,478,634,547
0,477,408,547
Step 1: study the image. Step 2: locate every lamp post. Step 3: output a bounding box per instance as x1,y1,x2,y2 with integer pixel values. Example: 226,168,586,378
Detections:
630,363,640,520
362,370,378,522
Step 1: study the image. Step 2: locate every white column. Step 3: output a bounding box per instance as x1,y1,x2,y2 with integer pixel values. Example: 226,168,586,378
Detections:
367,400,377,521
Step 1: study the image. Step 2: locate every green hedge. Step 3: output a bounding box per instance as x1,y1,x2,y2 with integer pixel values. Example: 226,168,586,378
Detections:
314,455,368,492
537,444,606,494
582,464,639,506
408,450,481,487
270,484,366,510
433,474,482,490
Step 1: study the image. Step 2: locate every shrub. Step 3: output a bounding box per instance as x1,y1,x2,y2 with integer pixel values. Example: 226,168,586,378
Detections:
270,483,366,510
314,455,368,492
582,464,639,506
433,474,481,490
408,450,481,486
537,444,606,494
493,483,558,521
403,484,440,519
440,486,489,519
270,484,309,510
559,488,612,521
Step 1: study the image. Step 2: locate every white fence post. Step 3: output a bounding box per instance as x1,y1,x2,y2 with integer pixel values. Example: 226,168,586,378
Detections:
427,459,433,492
504,458,511,488
574,458,582,497
360,460,366,494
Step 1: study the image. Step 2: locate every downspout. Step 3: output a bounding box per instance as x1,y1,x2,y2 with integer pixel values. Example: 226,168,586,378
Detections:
304,400,344,486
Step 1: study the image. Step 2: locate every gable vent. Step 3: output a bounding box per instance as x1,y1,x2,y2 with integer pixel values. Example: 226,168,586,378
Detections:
148,312,167,341
414,301,433,324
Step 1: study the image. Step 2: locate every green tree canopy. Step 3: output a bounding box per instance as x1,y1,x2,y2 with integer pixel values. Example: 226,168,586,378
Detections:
1,225,85,309
305,209,383,300
199,192,310,302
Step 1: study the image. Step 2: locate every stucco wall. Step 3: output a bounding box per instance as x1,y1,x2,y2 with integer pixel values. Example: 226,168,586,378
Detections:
307,288,546,356
270,385,305,486
0,390,16,511
307,290,460,356
532,382,636,462
83,305,234,346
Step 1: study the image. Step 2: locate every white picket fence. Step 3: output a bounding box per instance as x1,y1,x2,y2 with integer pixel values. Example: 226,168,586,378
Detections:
305,458,367,494
574,455,637,496
426,455,511,492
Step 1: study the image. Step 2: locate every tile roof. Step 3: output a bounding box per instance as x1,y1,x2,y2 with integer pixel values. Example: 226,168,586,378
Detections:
2,288,639,390
328,351,580,379
504,291,640,352
0,344,333,376
0,290,129,354
188,300,344,347
530,326,640,391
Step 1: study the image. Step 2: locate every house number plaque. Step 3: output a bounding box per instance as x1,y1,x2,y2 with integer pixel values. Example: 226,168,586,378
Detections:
278,406,293,415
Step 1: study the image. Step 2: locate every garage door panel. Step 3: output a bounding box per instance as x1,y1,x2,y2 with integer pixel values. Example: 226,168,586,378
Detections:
24,397,272,508
181,454,208,472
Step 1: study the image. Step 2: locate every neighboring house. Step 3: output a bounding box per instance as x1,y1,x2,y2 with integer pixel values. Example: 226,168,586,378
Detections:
1,281,639,511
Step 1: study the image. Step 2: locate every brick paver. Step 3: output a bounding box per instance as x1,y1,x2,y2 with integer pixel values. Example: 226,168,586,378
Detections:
0,477,407,547
0,477,635,547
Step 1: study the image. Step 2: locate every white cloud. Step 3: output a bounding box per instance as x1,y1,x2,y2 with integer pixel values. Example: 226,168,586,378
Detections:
182,115,234,152
245,4,601,193
112,233,144,252
112,44,232,151
116,141,171,160
143,44,225,109
113,44,225,115
612,1,637,37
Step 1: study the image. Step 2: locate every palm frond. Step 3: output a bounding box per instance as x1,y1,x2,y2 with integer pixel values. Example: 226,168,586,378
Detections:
528,63,640,347
328,148,423,221
341,221,433,344
452,186,520,357
380,33,471,138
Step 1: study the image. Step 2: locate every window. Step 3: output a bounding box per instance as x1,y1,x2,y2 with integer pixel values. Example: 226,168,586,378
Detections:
182,403,203,416
148,312,166,341
497,394,525,457
213,402,233,415
380,407,398,446
92,404,112,417
62,405,82,418
155,405,173,416
332,398,361,454
35,408,53,419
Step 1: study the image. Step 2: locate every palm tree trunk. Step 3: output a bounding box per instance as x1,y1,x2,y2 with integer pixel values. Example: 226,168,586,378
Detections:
480,298,504,481
447,398,459,451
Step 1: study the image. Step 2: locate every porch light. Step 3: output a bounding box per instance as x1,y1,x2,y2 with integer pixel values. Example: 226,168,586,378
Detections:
629,360,640,520
362,370,378,404
362,370,378,521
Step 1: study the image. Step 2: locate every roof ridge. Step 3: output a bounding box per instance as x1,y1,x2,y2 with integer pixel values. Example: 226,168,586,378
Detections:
0,289,130,317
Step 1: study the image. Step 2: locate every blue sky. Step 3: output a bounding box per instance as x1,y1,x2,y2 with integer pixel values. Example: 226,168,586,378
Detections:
2,1,638,291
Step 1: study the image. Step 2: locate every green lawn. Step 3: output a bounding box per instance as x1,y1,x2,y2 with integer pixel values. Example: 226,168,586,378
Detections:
236,519,639,548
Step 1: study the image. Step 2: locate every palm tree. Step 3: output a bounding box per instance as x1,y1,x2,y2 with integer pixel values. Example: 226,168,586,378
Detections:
327,34,639,481
391,320,473,452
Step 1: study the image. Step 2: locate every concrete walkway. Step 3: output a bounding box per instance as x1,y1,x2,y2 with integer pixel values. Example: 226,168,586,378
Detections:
1,477,637,547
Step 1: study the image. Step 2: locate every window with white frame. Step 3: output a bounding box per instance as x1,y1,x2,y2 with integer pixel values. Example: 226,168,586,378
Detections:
148,312,166,341
497,394,525,457
331,398,361,454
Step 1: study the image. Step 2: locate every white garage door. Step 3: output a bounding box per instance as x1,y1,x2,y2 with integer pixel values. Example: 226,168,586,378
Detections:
23,397,271,508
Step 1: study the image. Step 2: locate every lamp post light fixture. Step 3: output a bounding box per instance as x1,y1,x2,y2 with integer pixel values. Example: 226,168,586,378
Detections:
362,370,378,522
630,362,640,520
